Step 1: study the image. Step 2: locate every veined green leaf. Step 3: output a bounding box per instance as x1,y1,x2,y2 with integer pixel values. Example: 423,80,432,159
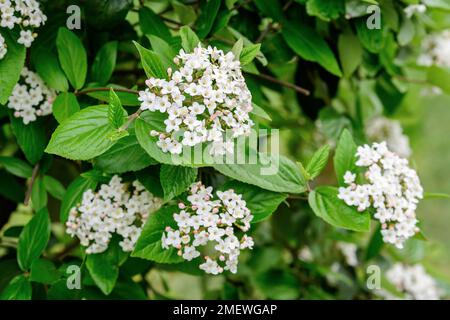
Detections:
17,208,51,271
56,27,87,90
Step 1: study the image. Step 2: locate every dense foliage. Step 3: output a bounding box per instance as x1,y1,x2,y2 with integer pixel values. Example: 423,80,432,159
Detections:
0,0,449,300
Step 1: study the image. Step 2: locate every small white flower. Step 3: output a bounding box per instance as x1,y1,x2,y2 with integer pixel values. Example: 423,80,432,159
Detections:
17,30,34,47
378,263,442,300
404,3,426,18
343,171,356,185
418,30,450,68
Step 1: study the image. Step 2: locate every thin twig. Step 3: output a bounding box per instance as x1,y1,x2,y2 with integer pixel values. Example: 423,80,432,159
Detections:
256,22,273,43
120,109,143,132
52,240,80,261
75,87,140,96
24,163,39,206
248,72,311,96
394,75,429,85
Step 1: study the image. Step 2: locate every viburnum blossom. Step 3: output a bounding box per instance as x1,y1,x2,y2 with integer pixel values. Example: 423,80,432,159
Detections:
7,67,56,124
66,175,162,254
366,117,411,158
0,0,47,48
161,181,254,275
418,30,450,67
139,45,254,157
404,3,426,18
337,242,358,267
0,33,6,59
378,263,441,300
338,142,423,249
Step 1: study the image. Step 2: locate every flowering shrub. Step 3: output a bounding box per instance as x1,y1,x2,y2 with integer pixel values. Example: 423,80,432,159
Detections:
140,45,254,156
0,0,449,301
66,175,162,254
0,0,47,49
161,182,254,275
338,142,423,248
8,67,55,124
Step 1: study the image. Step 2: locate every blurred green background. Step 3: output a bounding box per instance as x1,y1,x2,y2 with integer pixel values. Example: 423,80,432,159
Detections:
413,91,450,279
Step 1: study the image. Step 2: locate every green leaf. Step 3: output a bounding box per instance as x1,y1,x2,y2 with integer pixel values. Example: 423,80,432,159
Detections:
365,224,383,261
30,259,60,284
0,275,31,300
46,105,126,160
423,192,450,200
43,175,66,200
94,134,157,174
214,152,307,194
305,145,330,180
17,208,51,271
240,43,261,66
139,7,172,42
86,241,128,295
398,17,415,46
232,38,244,59
308,186,370,232
180,26,200,52
334,129,357,186
148,35,177,69
134,113,178,165
160,165,198,201
9,112,46,165
172,0,197,25
251,103,272,121
355,18,385,53
52,92,80,124
0,29,26,104
91,41,118,85
108,88,127,129
220,181,287,223
133,41,167,79
306,0,345,21
34,50,69,92
60,174,98,222
132,205,184,263
427,66,450,95
338,31,363,77
135,167,164,198
31,175,47,211
56,27,88,90
0,156,32,178
196,0,221,38
282,21,342,76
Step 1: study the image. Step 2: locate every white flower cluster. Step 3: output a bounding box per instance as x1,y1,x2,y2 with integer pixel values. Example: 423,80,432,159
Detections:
337,242,358,267
366,117,411,158
418,30,450,67
139,45,254,157
404,3,426,18
338,142,423,249
381,263,441,300
0,33,6,59
161,182,254,275
7,67,56,124
66,175,162,254
0,0,47,50
298,246,313,262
